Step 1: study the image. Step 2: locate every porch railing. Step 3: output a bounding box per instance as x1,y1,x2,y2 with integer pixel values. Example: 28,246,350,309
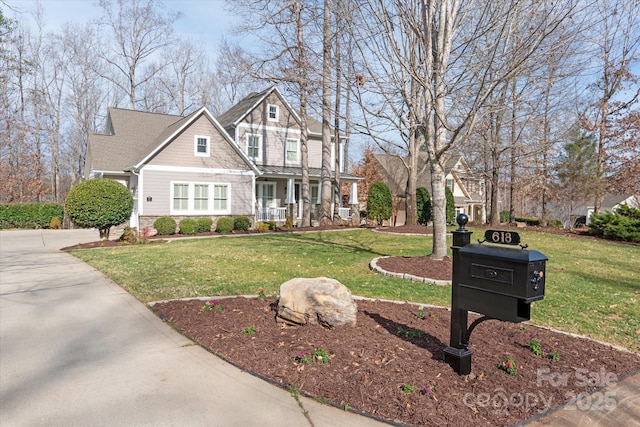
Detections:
256,207,287,222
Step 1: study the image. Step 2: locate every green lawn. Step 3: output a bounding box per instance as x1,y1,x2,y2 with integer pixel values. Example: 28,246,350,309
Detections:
69,228,640,352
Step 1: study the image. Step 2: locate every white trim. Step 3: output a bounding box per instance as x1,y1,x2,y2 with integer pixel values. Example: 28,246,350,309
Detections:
170,181,231,215
194,135,210,157
267,104,279,121
237,122,301,135
142,164,255,175
232,86,302,128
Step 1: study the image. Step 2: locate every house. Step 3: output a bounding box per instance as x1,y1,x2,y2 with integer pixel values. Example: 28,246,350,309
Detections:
372,154,485,225
85,86,360,230
571,193,640,227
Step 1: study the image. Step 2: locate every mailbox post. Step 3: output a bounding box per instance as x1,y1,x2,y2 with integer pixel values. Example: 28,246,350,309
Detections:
444,214,473,375
444,213,547,375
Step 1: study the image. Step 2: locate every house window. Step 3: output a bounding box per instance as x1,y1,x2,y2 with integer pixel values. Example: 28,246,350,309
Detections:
311,184,319,205
213,184,228,211
171,182,230,214
267,104,279,121
446,178,454,191
173,183,189,211
246,134,262,160
194,184,209,211
286,138,299,164
194,135,210,157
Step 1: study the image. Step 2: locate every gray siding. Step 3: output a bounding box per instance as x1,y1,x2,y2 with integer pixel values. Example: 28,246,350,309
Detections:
140,169,254,216
149,115,248,170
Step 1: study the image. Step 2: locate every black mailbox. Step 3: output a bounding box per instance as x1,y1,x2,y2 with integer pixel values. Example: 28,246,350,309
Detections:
457,244,547,322
444,214,549,375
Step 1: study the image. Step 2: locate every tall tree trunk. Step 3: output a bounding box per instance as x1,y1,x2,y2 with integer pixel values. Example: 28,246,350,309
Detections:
320,0,333,226
296,0,311,227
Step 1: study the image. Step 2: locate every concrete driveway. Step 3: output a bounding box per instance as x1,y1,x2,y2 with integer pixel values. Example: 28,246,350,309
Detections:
0,230,387,427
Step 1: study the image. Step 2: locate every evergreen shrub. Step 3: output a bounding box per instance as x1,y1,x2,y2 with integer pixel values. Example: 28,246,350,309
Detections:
179,218,198,235
215,217,234,233
154,216,177,235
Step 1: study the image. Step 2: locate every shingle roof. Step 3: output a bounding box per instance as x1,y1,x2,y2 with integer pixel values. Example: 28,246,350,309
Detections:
216,87,276,128
89,108,183,171
258,165,361,181
373,153,460,195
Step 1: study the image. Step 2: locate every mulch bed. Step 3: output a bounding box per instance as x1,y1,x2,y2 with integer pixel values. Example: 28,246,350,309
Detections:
152,297,640,426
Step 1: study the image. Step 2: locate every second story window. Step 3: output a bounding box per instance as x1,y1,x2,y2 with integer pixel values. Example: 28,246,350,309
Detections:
247,134,262,160
194,135,210,157
286,138,299,164
268,104,279,121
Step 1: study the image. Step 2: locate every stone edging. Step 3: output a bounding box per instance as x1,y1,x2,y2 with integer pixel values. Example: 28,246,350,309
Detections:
369,256,451,286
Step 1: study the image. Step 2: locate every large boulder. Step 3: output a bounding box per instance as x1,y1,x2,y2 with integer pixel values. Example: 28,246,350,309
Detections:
276,277,357,328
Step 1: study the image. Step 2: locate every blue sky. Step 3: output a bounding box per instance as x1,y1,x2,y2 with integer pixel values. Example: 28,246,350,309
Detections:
4,0,238,58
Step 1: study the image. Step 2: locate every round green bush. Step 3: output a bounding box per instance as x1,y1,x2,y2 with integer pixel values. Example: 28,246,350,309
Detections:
234,216,251,231
179,218,198,235
154,216,177,235
65,178,133,239
215,217,234,233
416,187,432,226
196,217,212,233
367,181,392,225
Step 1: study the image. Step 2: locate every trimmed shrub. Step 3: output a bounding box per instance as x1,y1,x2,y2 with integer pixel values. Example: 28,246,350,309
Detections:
445,187,455,224
266,221,277,230
234,216,251,231
215,217,234,233
367,181,393,225
499,210,511,223
285,215,294,229
50,216,62,229
196,217,212,233
416,187,432,226
154,216,177,235
179,218,198,235
589,205,640,243
0,203,64,229
255,222,271,232
65,179,133,239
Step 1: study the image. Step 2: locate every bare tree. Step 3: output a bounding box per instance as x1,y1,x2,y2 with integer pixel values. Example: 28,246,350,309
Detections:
96,0,181,109
580,0,639,214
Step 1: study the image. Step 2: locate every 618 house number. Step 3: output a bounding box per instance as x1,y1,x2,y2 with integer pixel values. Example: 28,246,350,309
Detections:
483,230,521,246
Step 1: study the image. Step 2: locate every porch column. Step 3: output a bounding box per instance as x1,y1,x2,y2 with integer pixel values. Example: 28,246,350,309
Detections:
285,178,295,204
349,182,358,205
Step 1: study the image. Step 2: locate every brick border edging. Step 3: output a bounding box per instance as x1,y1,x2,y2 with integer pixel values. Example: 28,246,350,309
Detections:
369,256,451,286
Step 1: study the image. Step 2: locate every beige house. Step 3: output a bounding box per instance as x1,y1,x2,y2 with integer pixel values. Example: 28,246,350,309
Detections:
373,154,485,225
85,86,360,229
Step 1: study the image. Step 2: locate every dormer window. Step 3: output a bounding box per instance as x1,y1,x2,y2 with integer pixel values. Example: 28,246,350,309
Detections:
268,104,279,121
194,135,210,157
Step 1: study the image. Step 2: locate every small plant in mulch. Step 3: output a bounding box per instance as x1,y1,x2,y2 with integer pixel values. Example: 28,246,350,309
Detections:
241,325,256,337
202,300,223,313
295,351,313,364
400,384,416,394
530,334,560,361
313,345,330,364
530,334,543,356
421,381,437,398
417,307,438,320
257,287,267,300
397,327,422,338
545,346,560,361
498,357,517,376
295,345,331,364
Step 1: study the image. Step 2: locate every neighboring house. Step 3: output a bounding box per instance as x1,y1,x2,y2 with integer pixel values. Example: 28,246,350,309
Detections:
373,154,485,225
572,193,640,227
85,86,360,230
